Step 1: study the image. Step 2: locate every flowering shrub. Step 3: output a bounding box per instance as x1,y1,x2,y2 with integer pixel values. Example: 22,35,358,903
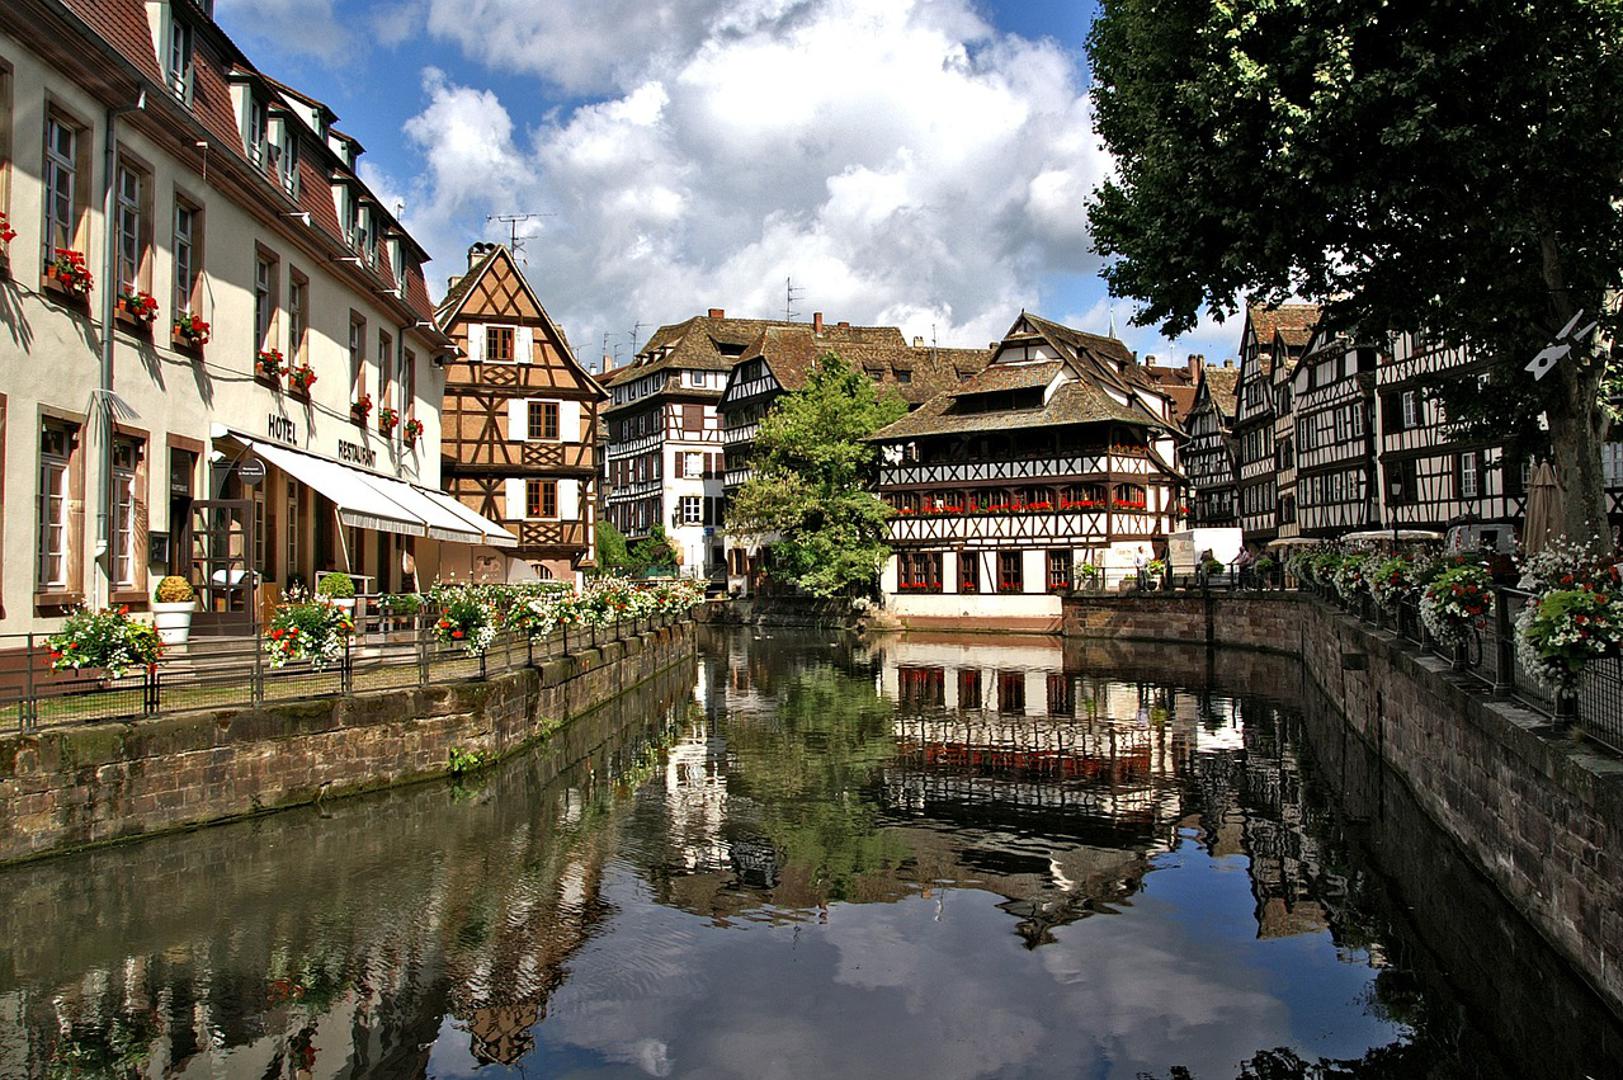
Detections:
1330,554,1371,604
352,393,373,420
47,606,163,678
0,210,16,246
46,249,93,295
1516,579,1622,693
1368,557,1421,610
433,587,499,655
1517,536,1610,595
288,364,318,392
118,289,159,323
403,418,425,447
1420,564,1494,646
256,349,285,381
377,406,400,434
266,592,354,670
174,311,211,347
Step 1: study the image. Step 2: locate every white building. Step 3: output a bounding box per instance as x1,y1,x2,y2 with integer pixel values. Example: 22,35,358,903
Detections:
0,0,506,635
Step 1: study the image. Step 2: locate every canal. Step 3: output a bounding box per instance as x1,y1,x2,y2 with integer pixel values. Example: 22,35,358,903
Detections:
1,628,1618,1078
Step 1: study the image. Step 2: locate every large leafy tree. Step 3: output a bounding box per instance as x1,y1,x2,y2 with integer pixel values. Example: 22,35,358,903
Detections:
727,352,908,597
1087,0,1623,544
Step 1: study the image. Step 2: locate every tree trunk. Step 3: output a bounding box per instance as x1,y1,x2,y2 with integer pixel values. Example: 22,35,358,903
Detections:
1547,350,1611,550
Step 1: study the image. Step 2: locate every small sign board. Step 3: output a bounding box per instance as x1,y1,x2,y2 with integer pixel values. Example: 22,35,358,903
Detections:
237,458,267,486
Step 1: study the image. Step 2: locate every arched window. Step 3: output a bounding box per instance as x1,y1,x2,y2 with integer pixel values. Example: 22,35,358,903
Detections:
531,563,554,580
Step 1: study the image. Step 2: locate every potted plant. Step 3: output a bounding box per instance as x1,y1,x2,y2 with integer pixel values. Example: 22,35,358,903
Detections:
46,605,163,679
351,392,373,423
266,589,355,671
377,405,400,435
117,288,159,325
256,348,285,383
316,571,357,612
432,587,499,655
151,575,197,645
45,248,93,296
288,364,318,395
378,591,423,639
0,211,14,279
173,311,211,350
1076,562,1103,592
1420,563,1494,649
402,417,425,448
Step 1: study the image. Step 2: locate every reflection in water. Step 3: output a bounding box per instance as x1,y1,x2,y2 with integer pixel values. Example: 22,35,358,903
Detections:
0,629,1618,1078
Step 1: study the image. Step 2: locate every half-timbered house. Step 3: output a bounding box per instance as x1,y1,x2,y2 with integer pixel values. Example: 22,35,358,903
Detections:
1232,305,1319,544
1290,331,1380,537
436,243,606,583
869,313,1182,631
716,317,988,593
1183,362,1242,526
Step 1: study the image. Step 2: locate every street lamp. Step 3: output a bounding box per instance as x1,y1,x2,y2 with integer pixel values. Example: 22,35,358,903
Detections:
1388,476,1403,549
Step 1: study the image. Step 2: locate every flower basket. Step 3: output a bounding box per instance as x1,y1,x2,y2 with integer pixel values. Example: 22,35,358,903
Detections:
117,290,160,325
288,364,318,395
1515,582,1621,694
433,589,499,655
46,606,163,679
403,417,425,448
1419,564,1494,647
0,211,16,247
45,249,93,297
173,311,211,350
256,349,285,383
377,406,400,435
351,393,373,423
266,590,355,671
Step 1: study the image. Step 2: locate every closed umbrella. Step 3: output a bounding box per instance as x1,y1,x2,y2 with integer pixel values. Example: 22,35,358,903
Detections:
1523,461,1562,555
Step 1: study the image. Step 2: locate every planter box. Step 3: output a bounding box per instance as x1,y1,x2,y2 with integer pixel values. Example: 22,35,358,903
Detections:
151,601,196,645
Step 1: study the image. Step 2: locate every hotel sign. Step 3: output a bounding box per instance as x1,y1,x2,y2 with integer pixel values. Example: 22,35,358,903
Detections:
267,414,298,446
338,439,376,469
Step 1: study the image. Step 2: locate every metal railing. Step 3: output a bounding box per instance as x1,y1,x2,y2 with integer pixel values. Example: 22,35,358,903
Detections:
0,608,689,734
1305,582,1622,756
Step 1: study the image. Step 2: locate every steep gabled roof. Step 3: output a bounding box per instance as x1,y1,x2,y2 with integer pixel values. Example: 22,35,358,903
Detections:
734,325,990,406
1197,367,1242,421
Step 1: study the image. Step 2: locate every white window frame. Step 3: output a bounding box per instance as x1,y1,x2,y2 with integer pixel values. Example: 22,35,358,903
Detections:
115,163,141,292
1401,390,1421,429
246,96,267,166
112,440,137,588
173,202,196,313
680,495,702,526
254,254,275,352
167,18,194,102
1459,451,1481,499
37,426,71,589
44,116,76,254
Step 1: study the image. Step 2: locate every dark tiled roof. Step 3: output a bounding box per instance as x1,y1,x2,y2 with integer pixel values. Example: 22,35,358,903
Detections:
1202,367,1242,419
435,246,499,319
949,360,1063,396
741,327,990,405
1248,303,1321,341
605,315,803,385
872,378,1149,441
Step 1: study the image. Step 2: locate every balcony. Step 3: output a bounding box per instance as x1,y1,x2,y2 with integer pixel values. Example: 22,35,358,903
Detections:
879,451,1156,488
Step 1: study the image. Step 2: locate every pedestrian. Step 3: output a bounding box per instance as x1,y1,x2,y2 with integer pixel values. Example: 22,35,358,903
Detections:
1134,546,1148,590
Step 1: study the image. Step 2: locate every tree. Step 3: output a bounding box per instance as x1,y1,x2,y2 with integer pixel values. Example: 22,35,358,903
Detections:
1087,0,1623,545
726,352,908,597
629,523,679,575
594,520,633,576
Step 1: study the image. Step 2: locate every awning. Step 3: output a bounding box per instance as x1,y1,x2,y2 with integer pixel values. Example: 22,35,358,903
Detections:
222,431,516,548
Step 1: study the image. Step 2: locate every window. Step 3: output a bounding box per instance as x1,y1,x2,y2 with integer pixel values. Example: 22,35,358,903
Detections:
111,439,138,588
487,326,515,362
1047,549,1072,592
349,314,366,397
254,253,277,352
286,480,300,581
958,668,982,710
1458,451,1481,499
997,671,1025,714
288,270,308,364
686,451,704,477
173,200,200,314
680,495,702,525
528,401,559,441
959,552,980,594
402,350,416,419
245,96,267,166
115,163,142,292
1047,674,1074,717
277,128,299,196
1401,390,1421,429
166,17,194,101
526,479,557,519
997,550,1023,594
377,330,392,408
44,116,78,253
37,423,73,589
899,551,942,593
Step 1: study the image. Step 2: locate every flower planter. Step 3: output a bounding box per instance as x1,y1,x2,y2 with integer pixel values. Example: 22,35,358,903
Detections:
151,600,196,645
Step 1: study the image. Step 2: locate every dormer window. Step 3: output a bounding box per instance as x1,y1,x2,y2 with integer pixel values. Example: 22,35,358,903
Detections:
276,126,299,197
245,96,268,166
166,18,194,103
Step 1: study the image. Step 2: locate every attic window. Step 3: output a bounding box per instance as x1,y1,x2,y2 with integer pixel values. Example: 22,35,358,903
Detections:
166,17,194,103
955,388,1043,414
895,370,912,383
864,367,884,379
717,342,746,356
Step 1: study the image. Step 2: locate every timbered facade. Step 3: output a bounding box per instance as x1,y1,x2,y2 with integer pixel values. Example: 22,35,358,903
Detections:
437,244,606,582
1183,363,1242,526
1232,304,1319,543
870,313,1182,630
716,318,988,593
1289,332,1380,537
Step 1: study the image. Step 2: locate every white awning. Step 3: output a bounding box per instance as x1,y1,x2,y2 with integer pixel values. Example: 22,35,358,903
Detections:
419,488,519,549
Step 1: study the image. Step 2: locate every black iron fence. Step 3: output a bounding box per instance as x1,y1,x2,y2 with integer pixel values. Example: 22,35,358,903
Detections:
0,608,690,734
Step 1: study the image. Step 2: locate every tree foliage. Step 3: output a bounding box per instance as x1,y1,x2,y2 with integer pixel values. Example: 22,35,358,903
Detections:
1087,0,1623,542
594,520,633,576
595,520,677,577
726,352,908,597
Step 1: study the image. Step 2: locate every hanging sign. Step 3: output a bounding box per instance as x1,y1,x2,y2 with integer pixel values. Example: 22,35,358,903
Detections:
1526,310,1598,382
238,458,267,486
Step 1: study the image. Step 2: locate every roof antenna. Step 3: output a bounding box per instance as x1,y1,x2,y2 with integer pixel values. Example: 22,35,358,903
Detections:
785,276,805,322
486,211,556,266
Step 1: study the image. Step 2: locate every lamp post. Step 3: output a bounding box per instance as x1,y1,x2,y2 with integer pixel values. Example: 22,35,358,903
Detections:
1389,476,1403,550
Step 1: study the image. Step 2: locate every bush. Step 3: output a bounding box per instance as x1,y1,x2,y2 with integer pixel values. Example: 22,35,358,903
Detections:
47,607,163,678
154,575,195,604
379,592,422,615
1419,564,1494,646
266,595,354,670
316,572,356,599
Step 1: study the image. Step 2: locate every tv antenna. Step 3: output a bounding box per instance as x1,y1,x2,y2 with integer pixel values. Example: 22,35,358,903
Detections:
785,276,805,322
627,320,647,356
486,211,555,266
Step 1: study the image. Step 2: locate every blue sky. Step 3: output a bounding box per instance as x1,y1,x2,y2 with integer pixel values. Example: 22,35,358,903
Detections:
216,0,1235,370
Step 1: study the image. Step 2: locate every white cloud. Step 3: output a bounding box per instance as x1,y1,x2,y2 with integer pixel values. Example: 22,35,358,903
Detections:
215,0,352,61
383,0,1117,366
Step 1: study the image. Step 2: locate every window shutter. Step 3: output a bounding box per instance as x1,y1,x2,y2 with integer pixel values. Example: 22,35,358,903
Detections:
560,479,579,520
467,323,486,362
673,452,684,479
508,398,526,441
515,325,534,363
560,400,580,443
504,478,523,521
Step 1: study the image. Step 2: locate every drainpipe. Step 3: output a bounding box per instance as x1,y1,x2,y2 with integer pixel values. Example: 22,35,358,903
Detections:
93,91,145,609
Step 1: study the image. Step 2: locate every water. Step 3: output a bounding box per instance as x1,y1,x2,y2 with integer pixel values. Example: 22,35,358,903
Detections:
1,628,1618,1079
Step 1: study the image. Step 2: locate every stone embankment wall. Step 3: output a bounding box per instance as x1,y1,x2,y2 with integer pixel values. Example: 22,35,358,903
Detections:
0,622,694,865
1065,592,1623,1017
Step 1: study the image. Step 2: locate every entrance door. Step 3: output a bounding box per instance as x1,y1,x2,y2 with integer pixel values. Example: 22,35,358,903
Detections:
189,499,256,635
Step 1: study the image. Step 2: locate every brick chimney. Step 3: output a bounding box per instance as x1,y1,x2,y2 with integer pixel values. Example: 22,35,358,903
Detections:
708,308,725,319
468,241,494,269
813,311,824,333
837,320,849,329
1145,354,1158,367
913,336,924,347
1187,353,1204,382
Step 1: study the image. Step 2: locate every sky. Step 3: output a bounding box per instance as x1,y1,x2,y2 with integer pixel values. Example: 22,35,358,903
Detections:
215,0,1240,372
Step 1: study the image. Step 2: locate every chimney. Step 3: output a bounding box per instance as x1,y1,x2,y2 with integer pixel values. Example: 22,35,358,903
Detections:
468,241,493,270
813,311,824,333
600,353,615,375
708,308,725,319
837,320,849,329
1145,354,1157,367
1223,358,1235,369
913,336,924,347
1187,353,1204,381
446,274,462,294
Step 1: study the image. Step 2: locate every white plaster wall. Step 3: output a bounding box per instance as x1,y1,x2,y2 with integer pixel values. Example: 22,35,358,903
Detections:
886,592,1062,621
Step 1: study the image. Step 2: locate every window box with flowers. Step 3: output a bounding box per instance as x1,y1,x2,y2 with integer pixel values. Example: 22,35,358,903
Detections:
255,348,286,385
402,417,425,448
377,405,400,435
351,393,373,424
287,364,318,396
173,311,210,353
44,248,93,300
0,210,18,278
115,288,160,330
